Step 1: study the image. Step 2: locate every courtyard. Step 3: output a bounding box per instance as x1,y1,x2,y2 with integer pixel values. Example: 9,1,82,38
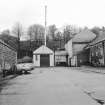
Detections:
0,67,105,105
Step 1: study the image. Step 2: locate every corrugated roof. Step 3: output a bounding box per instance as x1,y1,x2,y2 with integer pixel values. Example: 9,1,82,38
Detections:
33,45,54,54
72,29,96,43
55,50,68,56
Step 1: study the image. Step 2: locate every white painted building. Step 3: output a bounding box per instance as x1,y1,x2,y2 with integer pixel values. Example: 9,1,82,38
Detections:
33,45,54,67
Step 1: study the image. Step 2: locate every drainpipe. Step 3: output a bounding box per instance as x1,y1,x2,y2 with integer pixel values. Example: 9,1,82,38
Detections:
102,42,105,66
53,47,55,66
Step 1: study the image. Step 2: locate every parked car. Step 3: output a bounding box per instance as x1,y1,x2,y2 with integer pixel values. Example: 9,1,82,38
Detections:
16,63,34,74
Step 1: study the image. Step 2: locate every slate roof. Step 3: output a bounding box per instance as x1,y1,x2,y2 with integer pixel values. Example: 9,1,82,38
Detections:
0,34,18,51
72,29,96,43
33,45,54,54
0,39,6,44
0,38,16,51
88,31,105,46
73,44,87,55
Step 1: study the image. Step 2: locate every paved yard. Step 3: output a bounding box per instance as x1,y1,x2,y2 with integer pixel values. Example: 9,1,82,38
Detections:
0,67,105,105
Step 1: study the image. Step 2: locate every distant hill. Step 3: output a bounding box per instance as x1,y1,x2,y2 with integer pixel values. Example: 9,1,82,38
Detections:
0,34,66,58
20,40,44,51
0,34,44,51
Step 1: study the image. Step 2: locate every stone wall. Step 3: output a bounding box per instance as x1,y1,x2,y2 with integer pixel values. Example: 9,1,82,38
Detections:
0,41,17,72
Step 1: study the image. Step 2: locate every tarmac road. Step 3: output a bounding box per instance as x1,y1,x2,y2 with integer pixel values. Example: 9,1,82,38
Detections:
0,67,105,105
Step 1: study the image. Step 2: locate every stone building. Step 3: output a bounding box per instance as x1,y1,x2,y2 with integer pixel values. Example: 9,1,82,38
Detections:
0,39,17,72
65,29,96,66
86,31,105,66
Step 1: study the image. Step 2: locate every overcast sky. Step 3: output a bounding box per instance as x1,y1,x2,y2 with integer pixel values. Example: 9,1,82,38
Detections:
0,0,105,31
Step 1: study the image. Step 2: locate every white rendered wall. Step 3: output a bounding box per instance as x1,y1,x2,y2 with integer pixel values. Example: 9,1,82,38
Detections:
71,56,77,67
50,54,54,66
65,39,72,58
33,55,40,67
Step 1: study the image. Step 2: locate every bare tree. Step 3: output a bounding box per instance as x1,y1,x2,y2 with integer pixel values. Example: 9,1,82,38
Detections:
27,24,45,41
27,26,33,51
47,25,57,40
63,25,72,43
27,24,45,50
2,29,10,35
55,31,62,40
91,26,101,36
63,25,81,43
12,22,23,58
